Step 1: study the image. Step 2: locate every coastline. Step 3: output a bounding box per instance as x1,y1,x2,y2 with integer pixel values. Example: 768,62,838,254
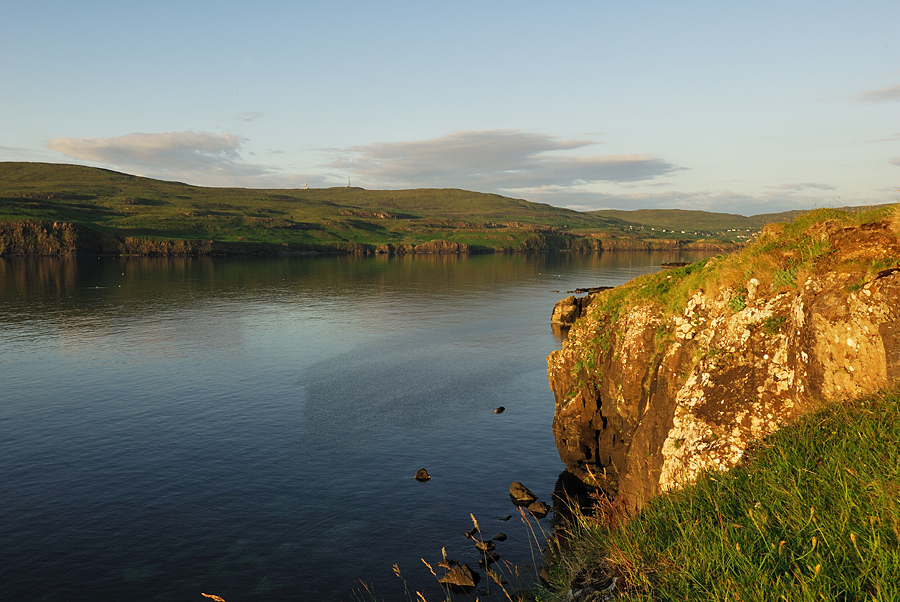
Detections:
0,218,741,257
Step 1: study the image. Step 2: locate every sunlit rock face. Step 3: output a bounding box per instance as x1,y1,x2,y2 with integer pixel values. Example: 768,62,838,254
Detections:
548,218,900,508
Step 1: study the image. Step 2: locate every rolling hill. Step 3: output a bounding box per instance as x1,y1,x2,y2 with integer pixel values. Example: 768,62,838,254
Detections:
1,162,878,255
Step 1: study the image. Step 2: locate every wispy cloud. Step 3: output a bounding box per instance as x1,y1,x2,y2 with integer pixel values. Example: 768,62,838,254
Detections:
327,129,678,191
773,182,836,191
852,83,900,104
874,132,900,142
524,184,884,216
0,145,57,160
234,112,263,122
46,131,264,177
44,130,333,188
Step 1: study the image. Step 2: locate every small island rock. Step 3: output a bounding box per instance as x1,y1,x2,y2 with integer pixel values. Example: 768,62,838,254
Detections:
475,540,495,552
528,500,551,519
414,468,431,482
438,564,480,591
509,481,538,505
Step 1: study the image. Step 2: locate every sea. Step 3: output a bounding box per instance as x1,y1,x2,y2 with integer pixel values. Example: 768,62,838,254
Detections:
0,250,713,601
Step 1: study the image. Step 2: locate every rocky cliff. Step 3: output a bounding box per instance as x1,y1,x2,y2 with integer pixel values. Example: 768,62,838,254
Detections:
548,207,900,508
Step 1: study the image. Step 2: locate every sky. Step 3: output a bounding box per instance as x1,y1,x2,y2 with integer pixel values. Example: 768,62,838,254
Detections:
1,1,898,215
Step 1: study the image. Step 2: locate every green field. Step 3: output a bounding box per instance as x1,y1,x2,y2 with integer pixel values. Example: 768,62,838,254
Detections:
0,162,799,255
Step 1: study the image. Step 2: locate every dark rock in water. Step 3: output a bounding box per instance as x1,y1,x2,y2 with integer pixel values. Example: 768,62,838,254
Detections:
439,564,480,591
659,261,689,269
414,468,431,482
492,532,507,542
478,551,501,567
528,500,551,519
500,515,512,521
494,406,505,414
509,481,538,505
475,540,495,552
464,527,479,539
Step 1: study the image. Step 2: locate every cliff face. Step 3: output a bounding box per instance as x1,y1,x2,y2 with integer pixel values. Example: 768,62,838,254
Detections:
548,210,900,508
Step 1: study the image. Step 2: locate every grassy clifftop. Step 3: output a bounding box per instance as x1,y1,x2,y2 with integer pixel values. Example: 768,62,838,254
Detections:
1,162,760,255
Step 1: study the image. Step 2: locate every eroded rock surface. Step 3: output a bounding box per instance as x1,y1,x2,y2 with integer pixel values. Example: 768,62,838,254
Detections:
548,217,900,508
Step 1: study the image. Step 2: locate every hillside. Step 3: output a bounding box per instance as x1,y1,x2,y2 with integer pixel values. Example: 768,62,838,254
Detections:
591,208,805,236
0,162,765,255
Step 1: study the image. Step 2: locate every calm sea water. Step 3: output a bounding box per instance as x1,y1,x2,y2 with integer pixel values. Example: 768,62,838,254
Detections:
0,251,712,601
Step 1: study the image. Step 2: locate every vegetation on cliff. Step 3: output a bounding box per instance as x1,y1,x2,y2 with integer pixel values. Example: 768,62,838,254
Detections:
0,162,774,255
542,204,900,600
549,203,900,504
542,388,900,601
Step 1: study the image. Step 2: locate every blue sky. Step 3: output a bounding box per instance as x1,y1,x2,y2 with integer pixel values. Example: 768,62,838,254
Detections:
2,1,898,215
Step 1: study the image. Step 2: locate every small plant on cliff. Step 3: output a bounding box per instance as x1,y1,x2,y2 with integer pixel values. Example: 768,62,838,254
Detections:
727,289,747,312
762,315,788,335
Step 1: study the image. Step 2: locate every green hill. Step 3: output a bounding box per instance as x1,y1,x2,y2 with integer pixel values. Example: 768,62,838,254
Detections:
0,162,861,255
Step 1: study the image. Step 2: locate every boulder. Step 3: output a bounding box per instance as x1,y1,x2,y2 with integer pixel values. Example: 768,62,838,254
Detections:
528,501,551,519
509,482,537,505
438,564,480,591
414,468,431,482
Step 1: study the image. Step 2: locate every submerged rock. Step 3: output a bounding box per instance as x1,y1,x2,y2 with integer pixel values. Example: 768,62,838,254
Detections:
494,406,505,413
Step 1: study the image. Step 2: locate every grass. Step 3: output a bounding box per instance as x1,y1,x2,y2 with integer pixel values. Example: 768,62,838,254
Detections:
540,388,900,600
578,204,900,322
0,162,814,255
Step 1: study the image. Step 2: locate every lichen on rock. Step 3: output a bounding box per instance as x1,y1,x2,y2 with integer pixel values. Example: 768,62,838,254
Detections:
548,207,900,508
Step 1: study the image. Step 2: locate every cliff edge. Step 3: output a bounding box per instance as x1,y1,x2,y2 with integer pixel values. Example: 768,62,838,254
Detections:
548,206,900,508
